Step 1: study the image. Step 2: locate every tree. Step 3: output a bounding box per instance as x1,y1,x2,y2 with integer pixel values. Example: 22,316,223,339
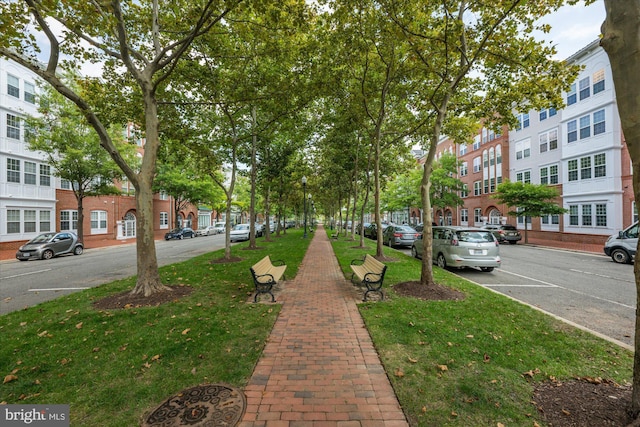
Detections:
601,1,640,418
376,0,584,287
0,0,242,297
430,153,465,220
492,181,567,244
25,74,130,243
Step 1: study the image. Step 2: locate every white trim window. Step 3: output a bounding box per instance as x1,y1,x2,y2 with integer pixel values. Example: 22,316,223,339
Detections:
567,83,577,105
460,161,468,176
60,210,78,231
539,129,558,153
474,181,482,196
24,81,36,104
7,158,20,183
24,161,36,185
91,210,108,234
40,164,51,186
568,203,607,227
540,164,558,185
461,208,468,223
7,209,20,233
516,170,531,184
24,210,37,233
474,208,482,225
39,210,51,232
7,114,20,140
7,74,19,98
160,212,169,229
515,139,531,160
516,113,530,131
473,156,481,173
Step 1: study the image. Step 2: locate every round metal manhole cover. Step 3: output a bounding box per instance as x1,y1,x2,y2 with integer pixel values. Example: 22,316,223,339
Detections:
142,384,246,427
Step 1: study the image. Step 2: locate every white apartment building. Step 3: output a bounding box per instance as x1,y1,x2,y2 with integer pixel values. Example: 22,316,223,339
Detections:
0,58,55,245
507,39,630,242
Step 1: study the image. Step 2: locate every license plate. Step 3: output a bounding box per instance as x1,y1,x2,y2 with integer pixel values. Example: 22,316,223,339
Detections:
470,249,487,255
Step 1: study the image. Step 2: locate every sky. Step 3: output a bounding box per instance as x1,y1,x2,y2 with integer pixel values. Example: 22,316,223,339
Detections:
536,0,605,60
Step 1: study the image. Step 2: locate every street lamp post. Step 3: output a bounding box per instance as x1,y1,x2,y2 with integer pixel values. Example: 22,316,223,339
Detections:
302,176,307,238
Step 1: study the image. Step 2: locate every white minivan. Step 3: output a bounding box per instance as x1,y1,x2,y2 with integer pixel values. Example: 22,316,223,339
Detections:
604,222,638,264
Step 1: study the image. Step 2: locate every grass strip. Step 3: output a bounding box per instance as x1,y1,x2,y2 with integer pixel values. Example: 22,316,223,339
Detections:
0,230,309,426
331,236,633,426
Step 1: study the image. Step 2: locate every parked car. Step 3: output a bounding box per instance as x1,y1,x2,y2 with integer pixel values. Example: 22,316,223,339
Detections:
213,222,226,234
364,223,389,240
196,225,217,236
383,225,420,248
411,226,500,272
254,223,264,237
16,232,84,261
604,221,638,264
164,227,195,240
481,224,522,244
230,224,251,242
356,222,370,235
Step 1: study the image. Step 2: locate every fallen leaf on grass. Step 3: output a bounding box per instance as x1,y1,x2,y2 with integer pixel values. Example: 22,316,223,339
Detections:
395,368,405,378
408,357,418,363
182,328,191,335
151,354,161,362
75,322,83,329
37,330,49,337
3,375,18,384
438,364,448,372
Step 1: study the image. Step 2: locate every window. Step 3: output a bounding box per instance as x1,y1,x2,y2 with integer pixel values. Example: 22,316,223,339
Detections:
159,191,169,201
40,210,51,232
515,139,531,160
24,210,36,233
7,74,19,98
7,210,20,233
593,69,605,94
569,203,607,227
40,164,51,186
91,210,108,234
483,150,489,168
541,214,559,225
459,144,467,156
539,129,558,153
472,136,481,151
7,158,20,183
567,159,578,181
596,204,607,226
24,161,36,185
460,184,468,198
160,212,169,228
516,170,531,184
539,110,547,121
460,209,468,223
7,114,20,140
579,115,591,139
474,208,482,224
579,77,590,100
24,82,35,104
516,113,530,130
582,205,592,226
496,144,502,164
61,179,71,190
460,161,468,176
580,157,592,180
567,120,577,143
593,109,605,135
484,179,489,194
567,83,577,105
474,181,482,196
60,210,78,231
549,107,557,117
473,157,481,173
594,153,606,177
569,205,579,226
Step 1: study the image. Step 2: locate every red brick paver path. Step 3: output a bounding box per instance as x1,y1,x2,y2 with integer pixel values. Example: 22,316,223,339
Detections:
239,226,409,427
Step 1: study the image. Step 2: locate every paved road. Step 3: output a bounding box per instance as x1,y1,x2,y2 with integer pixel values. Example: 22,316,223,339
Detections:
406,244,635,349
0,234,227,315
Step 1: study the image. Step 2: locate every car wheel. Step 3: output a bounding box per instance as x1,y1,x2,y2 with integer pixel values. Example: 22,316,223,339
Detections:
436,253,447,269
179,235,184,240
190,232,194,238
611,248,631,264
73,246,83,255
42,250,54,260
508,240,517,245
480,267,494,272
411,246,420,259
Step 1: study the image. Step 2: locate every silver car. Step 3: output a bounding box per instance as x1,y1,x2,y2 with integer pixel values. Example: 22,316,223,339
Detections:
229,224,251,242
411,226,500,272
16,232,84,261
383,224,420,248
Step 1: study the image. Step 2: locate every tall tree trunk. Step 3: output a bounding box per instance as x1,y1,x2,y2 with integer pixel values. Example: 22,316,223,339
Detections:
601,1,640,417
76,191,85,244
249,106,258,248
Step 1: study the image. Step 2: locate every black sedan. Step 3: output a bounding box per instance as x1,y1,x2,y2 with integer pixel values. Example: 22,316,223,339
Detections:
164,227,196,240
16,232,84,261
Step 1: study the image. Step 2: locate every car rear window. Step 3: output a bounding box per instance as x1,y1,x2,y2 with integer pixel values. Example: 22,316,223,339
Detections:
456,231,494,243
502,225,517,230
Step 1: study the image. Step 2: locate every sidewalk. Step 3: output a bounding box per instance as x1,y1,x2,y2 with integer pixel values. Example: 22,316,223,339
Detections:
238,225,409,427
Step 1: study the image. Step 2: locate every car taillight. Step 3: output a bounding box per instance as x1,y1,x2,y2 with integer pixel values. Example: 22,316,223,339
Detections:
499,230,505,235
394,233,402,237
495,240,499,247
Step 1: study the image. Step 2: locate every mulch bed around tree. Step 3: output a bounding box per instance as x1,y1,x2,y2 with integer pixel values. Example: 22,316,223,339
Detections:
92,285,193,310
392,280,635,427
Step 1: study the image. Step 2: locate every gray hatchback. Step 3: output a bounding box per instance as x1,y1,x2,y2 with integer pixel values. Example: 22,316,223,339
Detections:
411,226,500,272
383,224,420,248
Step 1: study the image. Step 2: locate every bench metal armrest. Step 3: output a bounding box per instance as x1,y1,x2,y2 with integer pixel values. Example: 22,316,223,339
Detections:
363,272,382,283
271,259,286,266
350,257,365,266
255,273,276,283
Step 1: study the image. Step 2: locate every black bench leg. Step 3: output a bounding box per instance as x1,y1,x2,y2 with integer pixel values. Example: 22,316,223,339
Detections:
254,283,276,303
363,284,384,302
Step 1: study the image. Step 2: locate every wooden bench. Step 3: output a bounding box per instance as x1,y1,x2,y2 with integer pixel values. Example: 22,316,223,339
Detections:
350,254,387,301
250,256,287,302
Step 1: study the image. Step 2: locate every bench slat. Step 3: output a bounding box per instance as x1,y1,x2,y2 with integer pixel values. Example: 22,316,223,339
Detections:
349,254,387,301
250,256,287,302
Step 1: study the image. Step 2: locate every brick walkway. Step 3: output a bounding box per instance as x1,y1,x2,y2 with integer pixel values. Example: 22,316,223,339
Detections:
238,225,409,427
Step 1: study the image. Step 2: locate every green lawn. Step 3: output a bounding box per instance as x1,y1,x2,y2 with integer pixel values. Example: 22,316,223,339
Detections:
0,230,309,426
0,229,633,426
331,236,633,426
